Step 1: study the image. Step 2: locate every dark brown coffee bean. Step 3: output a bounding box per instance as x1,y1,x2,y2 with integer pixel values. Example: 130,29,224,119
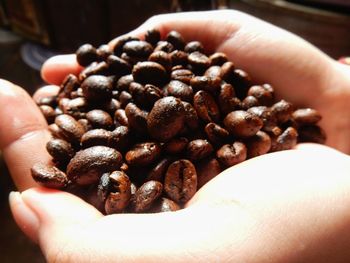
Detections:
231,69,252,100
109,125,131,151
247,84,275,106
58,74,80,99
46,138,75,164
106,55,131,76
86,109,114,130
39,105,56,124
271,99,294,124
216,142,247,167
223,110,263,138
165,80,193,102
184,41,204,53
67,146,123,185
164,159,197,203
112,35,139,56
105,171,131,214
204,65,222,79
55,114,85,144
146,157,173,182
70,88,84,99
149,197,181,213
163,137,189,155
96,44,112,61
154,40,174,53
147,96,185,141
247,106,277,132
193,90,220,123
129,82,162,109
241,95,259,110
220,61,235,82
170,68,194,84
116,74,133,91
123,40,154,58
31,163,68,189
76,43,97,66
270,127,298,152
114,109,129,127
205,122,229,145
145,28,161,46
134,180,163,212
81,75,113,102
126,142,161,167
297,125,326,144
245,130,271,158
166,30,185,50
132,61,168,86
218,83,241,114
188,51,211,73
48,123,65,140
79,61,109,81
77,118,91,132
196,157,222,189
37,95,57,107
101,98,121,116
190,75,221,94
209,52,228,66
186,139,213,161
148,50,172,72
81,129,112,148
292,108,322,125
119,91,133,108
125,103,148,134
62,97,88,119
170,50,188,66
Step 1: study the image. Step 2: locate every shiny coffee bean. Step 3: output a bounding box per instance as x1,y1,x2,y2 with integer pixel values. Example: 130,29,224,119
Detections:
147,96,185,141
149,197,181,213
119,91,133,108
76,43,97,66
123,40,153,58
184,41,204,53
46,138,75,164
292,108,322,125
166,30,185,50
218,83,241,115
112,35,139,56
58,74,80,99
247,106,277,132
181,101,199,131
132,61,168,86
245,130,271,158
116,74,133,91
223,110,263,138
146,157,173,182
170,68,194,84
39,105,56,124
270,127,298,152
125,103,148,134
163,137,188,155
205,122,229,145
133,180,163,212
241,95,259,110
204,65,222,79
79,61,109,81
193,90,220,123
209,52,228,66
81,75,113,102
271,99,294,124
188,51,211,73
31,163,68,189
114,109,129,127
145,28,161,46
170,50,188,66
186,139,214,161
148,50,172,71
106,55,131,76
61,97,88,119
86,109,114,130
125,142,161,166
216,142,247,167
190,75,221,94
165,80,193,102
96,44,112,61
154,40,174,53
67,146,122,185
247,84,275,106
110,125,131,151
81,129,112,148
55,114,85,144
164,159,197,203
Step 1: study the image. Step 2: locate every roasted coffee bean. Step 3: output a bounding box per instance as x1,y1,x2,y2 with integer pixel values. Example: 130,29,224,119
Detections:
31,163,68,189
55,114,85,144
204,65,222,79
147,96,185,141
126,142,161,166
190,75,221,94
145,28,161,46
247,84,275,106
218,83,241,115
166,30,185,50
79,61,110,81
220,61,235,82
245,130,271,158
196,157,222,189
193,90,220,123
78,118,92,132
209,52,228,66
76,43,98,67
170,68,194,84
102,98,121,116
110,125,131,151
132,61,168,86
247,106,277,132
216,142,247,167
148,50,172,72
165,80,193,102
116,74,133,91
241,95,259,110
119,91,133,108
46,138,75,164
154,40,174,53
170,50,188,66
271,99,294,124
181,101,199,131
133,180,163,212
270,127,298,152
81,129,112,148
112,35,139,56
106,55,131,76
164,159,197,203
67,146,122,185
146,157,173,182
184,41,204,53
123,40,154,58
39,105,56,124
58,74,80,99
164,137,188,155
223,110,263,138
292,108,322,125
37,95,57,107
125,103,148,134
186,139,213,161
105,171,131,214
96,44,112,61
149,197,181,213
297,125,326,144
114,109,129,127
61,97,88,119
188,51,211,73
205,122,229,145
81,75,113,102
86,109,114,130
48,123,65,140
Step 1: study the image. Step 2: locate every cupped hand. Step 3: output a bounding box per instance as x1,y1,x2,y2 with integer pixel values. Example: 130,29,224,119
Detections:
1,9,350,263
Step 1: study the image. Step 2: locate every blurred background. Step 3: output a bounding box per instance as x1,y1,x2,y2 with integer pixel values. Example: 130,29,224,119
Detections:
0,0,349,262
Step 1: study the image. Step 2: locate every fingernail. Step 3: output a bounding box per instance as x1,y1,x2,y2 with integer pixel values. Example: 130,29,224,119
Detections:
9,191,40,243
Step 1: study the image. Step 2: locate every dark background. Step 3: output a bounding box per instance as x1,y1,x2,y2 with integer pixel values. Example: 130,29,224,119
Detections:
0,1,349,262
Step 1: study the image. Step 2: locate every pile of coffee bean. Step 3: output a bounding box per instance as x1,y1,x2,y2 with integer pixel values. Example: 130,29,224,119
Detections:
33,29,326,214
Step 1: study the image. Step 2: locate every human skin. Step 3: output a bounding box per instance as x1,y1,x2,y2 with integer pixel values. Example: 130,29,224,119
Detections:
1,10,350,262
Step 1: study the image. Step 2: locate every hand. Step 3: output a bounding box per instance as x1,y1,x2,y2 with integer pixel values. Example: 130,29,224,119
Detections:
1,9,350,262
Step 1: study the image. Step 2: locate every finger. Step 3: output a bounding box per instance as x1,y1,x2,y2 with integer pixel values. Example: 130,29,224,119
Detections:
41,54,82,85
32,85,60,103
0,79,51,190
